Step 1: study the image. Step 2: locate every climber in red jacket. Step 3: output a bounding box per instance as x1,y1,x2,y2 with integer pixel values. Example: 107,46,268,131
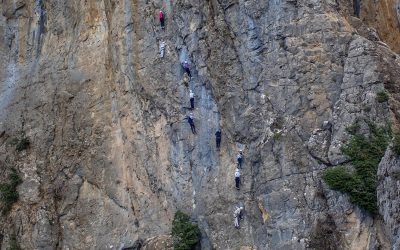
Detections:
159,10,165,29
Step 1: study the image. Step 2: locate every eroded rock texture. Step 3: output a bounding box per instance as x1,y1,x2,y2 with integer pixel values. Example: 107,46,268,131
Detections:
1,0,400,249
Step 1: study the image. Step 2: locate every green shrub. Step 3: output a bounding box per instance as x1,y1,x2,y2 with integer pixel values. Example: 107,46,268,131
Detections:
9,234,22,250
273,131,283,140
0,169,22,214
376,91,389,103
345,123,360,135
172,211,201,250
392,133,400,156
323,166,355,193
323,124,390,214
15,137,30,152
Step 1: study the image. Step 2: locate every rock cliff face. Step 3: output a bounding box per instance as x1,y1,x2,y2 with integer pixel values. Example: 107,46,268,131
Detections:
359,0,400,54
1,0,400,249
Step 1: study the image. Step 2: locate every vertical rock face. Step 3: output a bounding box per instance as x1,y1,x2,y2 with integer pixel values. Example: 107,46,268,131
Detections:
378,150,400,249
1,0,400,249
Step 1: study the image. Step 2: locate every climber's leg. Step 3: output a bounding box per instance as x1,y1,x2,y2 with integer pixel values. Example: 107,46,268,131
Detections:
353,0,360,17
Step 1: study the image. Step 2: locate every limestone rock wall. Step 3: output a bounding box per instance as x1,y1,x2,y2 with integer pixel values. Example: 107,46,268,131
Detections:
1,0,400,249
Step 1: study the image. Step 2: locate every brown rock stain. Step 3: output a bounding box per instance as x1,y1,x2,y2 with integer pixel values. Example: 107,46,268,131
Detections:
257,201,270,224
361,0,400,53
85,0,100,28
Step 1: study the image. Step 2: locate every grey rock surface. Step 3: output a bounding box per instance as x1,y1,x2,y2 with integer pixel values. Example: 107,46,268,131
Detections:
1,0,400,249
378,150,400,249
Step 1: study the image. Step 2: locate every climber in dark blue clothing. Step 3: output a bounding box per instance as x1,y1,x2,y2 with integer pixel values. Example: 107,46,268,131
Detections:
187,113,196,134
353,0,360,17
237,150,243,168
182,60,192,78
215,129,221,149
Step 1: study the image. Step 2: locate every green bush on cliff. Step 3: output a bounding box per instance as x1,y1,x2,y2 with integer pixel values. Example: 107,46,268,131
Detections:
9,234,22,250
376,91,389,103
323,124,390,214
172,211,201,250
15,137,30,152
0,169,22,214
392,133,400,156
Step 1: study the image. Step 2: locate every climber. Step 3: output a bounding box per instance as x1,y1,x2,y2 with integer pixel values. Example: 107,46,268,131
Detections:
237,150,243,168
160,41,166,58
234,206,244,228
215,129,221,149
159,10,165,29
182,60,192,79
189,89,194,109
235,168,241,190
187,113,196,134
353,0,360,17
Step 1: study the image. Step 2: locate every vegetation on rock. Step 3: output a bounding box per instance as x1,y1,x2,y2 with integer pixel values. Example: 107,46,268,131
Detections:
345,123,360,135
323,124,390,214
172,211,201,250
15,137,30,152
9,234,22,250
376,91,389,103
0,169,22,214
392,133,400,156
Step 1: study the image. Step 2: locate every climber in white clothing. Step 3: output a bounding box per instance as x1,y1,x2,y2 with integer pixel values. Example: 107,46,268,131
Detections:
234,206,244,228
189,89,194,109
235,168,241,190
159,41,165,58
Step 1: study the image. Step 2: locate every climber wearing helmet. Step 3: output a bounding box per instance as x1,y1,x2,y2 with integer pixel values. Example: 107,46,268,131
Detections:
159,10,165,29
234,206,244,228
182,60,192,78
187,113,196,134
235,168,241,190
